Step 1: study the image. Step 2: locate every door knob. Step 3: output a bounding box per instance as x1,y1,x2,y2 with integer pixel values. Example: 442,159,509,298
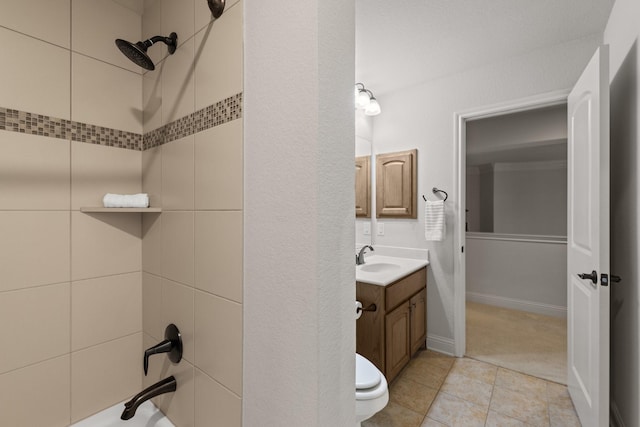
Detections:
578,270,598,284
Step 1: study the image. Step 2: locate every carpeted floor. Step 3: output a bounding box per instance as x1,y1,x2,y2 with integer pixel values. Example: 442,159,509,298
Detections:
466,301,567,384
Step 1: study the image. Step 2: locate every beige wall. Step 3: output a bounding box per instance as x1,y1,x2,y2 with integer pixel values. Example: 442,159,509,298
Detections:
141,1,243,427
0,1,242,426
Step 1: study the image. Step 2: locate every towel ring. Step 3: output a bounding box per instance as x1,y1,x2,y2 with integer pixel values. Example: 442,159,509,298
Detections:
422,187,448,202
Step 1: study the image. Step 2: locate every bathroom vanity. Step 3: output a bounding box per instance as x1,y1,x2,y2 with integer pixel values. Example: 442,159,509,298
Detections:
356,256,428,383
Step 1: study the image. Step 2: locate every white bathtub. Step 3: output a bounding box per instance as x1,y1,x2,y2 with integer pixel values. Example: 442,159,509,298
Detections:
71,400,175,427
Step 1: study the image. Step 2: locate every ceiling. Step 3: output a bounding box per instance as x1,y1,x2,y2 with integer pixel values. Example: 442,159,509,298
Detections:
356,0,615,95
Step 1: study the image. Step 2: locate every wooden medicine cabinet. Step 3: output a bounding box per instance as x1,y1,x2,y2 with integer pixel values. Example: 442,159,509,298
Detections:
376,149,417,218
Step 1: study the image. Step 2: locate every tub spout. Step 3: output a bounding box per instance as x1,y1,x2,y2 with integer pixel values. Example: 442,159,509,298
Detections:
120,376,176,420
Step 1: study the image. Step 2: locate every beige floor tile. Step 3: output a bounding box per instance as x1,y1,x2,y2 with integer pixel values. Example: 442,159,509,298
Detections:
495,367,548,401
390,376,438,415
399,357,450,389
546,381,572,406
549,402,581,427
427,392,487,427
485,410,527,427
362,401,425,427
489,386,549,426
449,358,498,385
418,350,455,371
420,417,447,426
440,371,493,409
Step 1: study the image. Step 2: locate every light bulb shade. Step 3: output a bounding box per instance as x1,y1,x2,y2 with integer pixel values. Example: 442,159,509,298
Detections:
364,98,381,116
356,90,371,109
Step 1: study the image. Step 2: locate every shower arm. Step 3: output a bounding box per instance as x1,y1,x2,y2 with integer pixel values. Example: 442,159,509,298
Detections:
141,35,175,49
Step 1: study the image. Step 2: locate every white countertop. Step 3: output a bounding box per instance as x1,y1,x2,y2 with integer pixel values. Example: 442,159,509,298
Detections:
356,255,429,286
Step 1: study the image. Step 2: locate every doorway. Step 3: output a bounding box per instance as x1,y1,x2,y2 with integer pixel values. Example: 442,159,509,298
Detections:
453,91,570,383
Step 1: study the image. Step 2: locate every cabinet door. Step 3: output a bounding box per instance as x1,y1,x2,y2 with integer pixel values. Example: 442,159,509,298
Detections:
356,282,385,373
376,149,417,218
385,301,411,382
410,289,427,355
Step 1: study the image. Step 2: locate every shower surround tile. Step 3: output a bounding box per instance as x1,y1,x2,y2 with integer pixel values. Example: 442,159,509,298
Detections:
72,53,143,135
0,0,70,48
0,132,70,210
72,0,143,73
194,2,244,110
0,283,70,374
0,27,70,120
0,355,71,427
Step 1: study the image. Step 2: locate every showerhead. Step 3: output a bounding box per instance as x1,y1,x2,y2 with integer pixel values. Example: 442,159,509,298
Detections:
115,32,178,71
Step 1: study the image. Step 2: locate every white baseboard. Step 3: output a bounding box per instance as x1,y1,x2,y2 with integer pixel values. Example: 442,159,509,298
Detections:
610,399,625,427
466,292,566,318
427,334,456,356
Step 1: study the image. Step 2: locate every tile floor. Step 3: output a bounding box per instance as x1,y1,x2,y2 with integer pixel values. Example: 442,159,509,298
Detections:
362,351,581,427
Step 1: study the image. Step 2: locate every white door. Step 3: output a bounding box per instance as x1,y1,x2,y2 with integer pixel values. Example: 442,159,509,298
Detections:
567,45,610,427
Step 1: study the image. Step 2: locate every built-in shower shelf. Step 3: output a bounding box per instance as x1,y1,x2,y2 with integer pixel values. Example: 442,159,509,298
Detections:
80,207,162,213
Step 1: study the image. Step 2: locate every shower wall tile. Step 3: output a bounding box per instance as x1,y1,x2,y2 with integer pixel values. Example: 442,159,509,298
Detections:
195,119,243,210
0,132,70,210
142,0,163,66
162,279,195,363
142,213,163,275
162,0,195,47
71,211,141,281
143,334,195,427
72,0,142,73
71,333,142,423
0,355,71,427
71,272,142,351
194,2,243,110
0,27,70,119
194,290,243,395
0,0,70,48
162,135,195,210
195,0,241,34
195,211,243,303
0,211,70,292
162,36,195,125
143,64,164,132
71,141,142,209
72,53,143,135
161,211,195,286
143,273,163,340
142,145,163,207
0,283,70,374
195,368,242,427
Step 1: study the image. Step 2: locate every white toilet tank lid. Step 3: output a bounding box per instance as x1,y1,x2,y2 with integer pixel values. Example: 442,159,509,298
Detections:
355,353,382,389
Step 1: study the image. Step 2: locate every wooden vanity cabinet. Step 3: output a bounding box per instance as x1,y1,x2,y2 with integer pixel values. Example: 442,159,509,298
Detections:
356,267,427,383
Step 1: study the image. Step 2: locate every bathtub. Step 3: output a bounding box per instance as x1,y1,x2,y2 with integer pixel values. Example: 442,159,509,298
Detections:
71,400,175,427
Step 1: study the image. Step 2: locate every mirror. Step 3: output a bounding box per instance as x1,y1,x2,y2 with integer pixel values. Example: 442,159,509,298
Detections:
356,109,372,247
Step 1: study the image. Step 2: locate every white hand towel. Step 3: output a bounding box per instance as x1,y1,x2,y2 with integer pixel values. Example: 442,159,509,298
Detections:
103,193,149,208
425,200,445,241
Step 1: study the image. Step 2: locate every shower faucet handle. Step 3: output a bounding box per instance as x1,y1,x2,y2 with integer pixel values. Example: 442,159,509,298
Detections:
143,324,183,376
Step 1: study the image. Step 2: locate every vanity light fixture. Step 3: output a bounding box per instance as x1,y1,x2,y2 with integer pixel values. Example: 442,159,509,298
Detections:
355,83,381,116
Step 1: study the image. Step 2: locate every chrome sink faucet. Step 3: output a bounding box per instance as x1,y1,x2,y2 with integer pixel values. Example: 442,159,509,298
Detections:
356,245,374,265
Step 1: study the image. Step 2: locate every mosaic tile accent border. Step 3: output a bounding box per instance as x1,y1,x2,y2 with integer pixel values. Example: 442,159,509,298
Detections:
0,91,243,151
142,92,243,150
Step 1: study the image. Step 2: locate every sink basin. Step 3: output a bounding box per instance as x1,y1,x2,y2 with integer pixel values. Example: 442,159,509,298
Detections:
358,262,401,273
355,255,429,286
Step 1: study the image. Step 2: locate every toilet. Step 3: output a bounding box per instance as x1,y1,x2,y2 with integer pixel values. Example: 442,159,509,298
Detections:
355,353,389,425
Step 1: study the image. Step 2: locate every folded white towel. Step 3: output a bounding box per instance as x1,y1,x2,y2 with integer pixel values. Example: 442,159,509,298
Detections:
424,200,445,241
103,193,149,208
